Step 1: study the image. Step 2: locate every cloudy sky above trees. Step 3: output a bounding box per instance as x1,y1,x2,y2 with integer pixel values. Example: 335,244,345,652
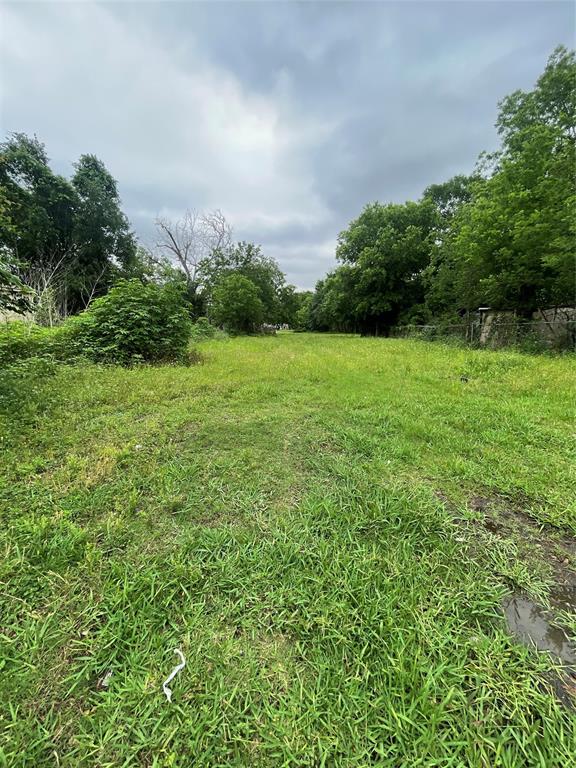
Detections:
2,1,573,288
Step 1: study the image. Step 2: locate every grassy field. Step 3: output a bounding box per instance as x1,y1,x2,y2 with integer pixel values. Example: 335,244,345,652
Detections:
1,333,575,766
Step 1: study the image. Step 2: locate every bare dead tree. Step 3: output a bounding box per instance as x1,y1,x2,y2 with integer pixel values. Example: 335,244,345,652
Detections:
22,251,73,326
201,209,233,254
154,209,232,287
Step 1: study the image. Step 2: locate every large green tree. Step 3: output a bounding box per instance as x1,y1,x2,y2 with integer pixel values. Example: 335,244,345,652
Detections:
422,175,484,318
335,200,438,333
0,134,78,272
309,269,358,332
210,273,264,334
428,46,576,317
71,154,137,310
0,135,137,318
0,186,32,313
199,241,285,321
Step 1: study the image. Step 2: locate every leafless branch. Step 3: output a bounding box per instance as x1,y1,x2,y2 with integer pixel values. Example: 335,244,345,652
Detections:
154,209,232,286
79,263,109,309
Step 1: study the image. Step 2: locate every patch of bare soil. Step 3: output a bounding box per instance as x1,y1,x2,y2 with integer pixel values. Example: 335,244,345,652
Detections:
467,493,576,590
438,491,576,707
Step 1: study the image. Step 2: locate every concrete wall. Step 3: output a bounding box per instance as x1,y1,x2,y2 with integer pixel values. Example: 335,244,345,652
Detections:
478,307,576,349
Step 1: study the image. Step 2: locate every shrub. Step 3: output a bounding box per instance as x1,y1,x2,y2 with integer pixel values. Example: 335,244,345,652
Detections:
0,321,49,364
0,321,77,364
189,316,221,342
70,280,192,364
0,320,92,366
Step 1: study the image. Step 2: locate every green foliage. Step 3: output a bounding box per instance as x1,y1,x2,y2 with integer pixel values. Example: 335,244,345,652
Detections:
496,45,575,148
293,292,313,331
210,273,265,334
309,269,358,332
0,321,52,364
0,134,137,319
323,199,438,334
0,133,78,298
199,241,285,321
0,355,59,419
422,174,477,221
429,48,576,317
0,187,34,313
70,280,192,364
70,154,137,309
312,47,576,333
189,316,224,342
0,259,33,314
276,284,298,325
0,320,78,365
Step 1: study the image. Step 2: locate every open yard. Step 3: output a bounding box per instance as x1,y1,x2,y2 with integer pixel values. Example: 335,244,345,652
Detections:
1,333,575,766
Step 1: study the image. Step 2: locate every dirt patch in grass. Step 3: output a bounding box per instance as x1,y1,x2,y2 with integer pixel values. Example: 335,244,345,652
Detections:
468,493,576,589
439,490,576,707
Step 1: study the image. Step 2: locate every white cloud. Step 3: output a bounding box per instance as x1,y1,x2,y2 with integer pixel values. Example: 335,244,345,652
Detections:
1,1,333,261
1,0,572,289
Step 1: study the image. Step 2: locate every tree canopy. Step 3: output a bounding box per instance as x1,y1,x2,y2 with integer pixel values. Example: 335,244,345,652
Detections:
0,134,137,319
210,273,265,334
305,46,575,333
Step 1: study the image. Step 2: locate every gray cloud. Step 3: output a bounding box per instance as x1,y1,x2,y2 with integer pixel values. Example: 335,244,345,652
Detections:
1,1,573,288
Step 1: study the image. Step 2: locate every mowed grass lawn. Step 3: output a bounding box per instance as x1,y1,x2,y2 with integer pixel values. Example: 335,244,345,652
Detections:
1,333,575,766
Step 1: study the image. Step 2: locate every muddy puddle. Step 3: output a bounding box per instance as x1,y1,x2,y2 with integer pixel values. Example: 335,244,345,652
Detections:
438,489,576,702
503,586,576,705
503,589,576,664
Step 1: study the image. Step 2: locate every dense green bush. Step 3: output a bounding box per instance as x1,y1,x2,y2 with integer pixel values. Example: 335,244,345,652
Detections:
189,316,223,342
0,322,49,364
0,323,73,423
0,281,193,367
70,279,192,364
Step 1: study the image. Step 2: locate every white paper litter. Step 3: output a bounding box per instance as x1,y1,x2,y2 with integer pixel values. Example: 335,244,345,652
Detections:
162,648,186,702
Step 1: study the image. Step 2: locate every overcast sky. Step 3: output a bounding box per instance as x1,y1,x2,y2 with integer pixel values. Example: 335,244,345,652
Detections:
1,1,574,288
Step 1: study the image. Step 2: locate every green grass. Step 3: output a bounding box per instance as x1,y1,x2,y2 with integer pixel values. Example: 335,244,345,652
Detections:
1,333,575,766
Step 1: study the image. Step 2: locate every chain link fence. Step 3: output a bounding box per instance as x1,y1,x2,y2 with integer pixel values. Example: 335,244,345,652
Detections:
391,319,576,351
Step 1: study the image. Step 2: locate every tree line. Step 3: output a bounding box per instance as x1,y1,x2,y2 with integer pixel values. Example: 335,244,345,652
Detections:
2,46,573,338
0,137,307,334
302,46,575,335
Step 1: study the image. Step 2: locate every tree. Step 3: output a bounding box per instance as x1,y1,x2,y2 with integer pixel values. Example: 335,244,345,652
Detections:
199,241,285,321
336,200,438,333
277,284,300,326
210,274,264,334
155,209,231,289
293,293,313,331
0,133,78,315
0,187,32,313
0,135,139,320
308,270,359,332
423,175,477,226
0,258,33,314
496,45,575,147
278,288,313,329
428,47,576,317
71,154,137,311
421,175,484,318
